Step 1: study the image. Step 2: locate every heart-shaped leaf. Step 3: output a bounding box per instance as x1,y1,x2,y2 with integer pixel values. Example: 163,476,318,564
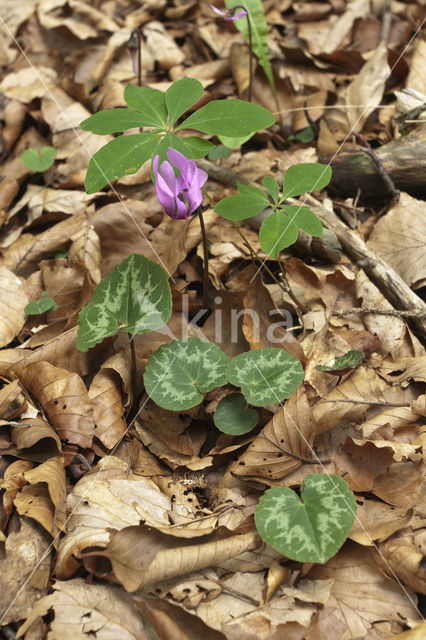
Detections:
226,348,304,406
282,163,332,199
166,78,204,127
316,350,365,373
255,474,357,563
214,393,258,435
25,291,57,315
176,99,275,136
76,254,172,351
21,146,57,172
84,132,159,193
144,338,228,411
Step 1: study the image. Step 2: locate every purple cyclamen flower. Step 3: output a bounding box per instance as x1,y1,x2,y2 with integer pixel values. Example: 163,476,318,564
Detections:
210,4,247,21
153,148,208,220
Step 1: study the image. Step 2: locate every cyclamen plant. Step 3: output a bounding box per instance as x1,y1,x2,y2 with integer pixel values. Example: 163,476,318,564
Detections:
75,23,355,563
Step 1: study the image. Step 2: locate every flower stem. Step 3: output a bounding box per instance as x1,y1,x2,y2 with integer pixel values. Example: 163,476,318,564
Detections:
128,332,138,417
198,208,210,309
232,5,253,102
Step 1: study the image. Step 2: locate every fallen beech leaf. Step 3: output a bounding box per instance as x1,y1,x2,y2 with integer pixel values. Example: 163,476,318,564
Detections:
18,361,95,448
104,525,259,591
0,265,28,347
89,366,127,449
11,416,62,458
0,518,51,625
1,458,34,517
334,438,394,492
349,496,413,546
14,484,56,535
16,578,147,639
69,221,101,287
307,542,421,638
375,527,426,595
21,456,66,533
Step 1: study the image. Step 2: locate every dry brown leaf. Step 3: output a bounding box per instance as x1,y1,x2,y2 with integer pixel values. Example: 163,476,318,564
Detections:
11,416,62,459
349,496,413,546
312,366,389,433
19,455,66,534
334,438,395,492
37,258,85,324
104,526,259,591
233,386,319,482
1,458,34,517
0,379,26,420
242,267,305,363
0,518,52,625
69,221,101,287
375,527,426,595
14,483,56,535
368,193,426,290
0,265,28,347
89,365,127,450
307,542,421,639
16,577,147,639
38,0,119,39
379,357,426,385
0,214,87,277
17,361,94,448
0,66,57,102
0,326,89,378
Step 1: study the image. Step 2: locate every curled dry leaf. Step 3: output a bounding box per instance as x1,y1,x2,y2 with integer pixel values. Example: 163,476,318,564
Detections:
0,265,28,347
1,458,34,518
0,379,26,420
375,527,426,595
103,526,259,592
16,578,147,640
18,361,95,448
14,455,67,535
0,518,52,626
10,416,62,458
89,367,127,449
233,386,319,482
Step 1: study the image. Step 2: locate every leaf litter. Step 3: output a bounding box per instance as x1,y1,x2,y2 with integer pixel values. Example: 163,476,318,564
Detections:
0,1,425,638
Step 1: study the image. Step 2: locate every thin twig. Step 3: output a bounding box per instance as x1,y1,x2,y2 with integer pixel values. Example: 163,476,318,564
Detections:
354,132,399,201
128,333,138,416
335,307,426,318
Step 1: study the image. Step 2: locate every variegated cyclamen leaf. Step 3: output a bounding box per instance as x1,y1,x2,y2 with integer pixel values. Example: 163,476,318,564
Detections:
144,338,228,411
226,348,304,406
255,474,357,563
76,254,172,351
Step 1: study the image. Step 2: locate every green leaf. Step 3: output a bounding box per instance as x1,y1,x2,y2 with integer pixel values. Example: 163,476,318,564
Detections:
21,146,57,172
282,163,332,199
259,211,298,258
226,348,304,406
25,291,57,315
262,176,279,203
178,136,215,159
280,205,323,237
214,183,269,221
255,474,357,563
218,133,253,148
79,109,152,134
53,249,68,259
166,78,204,127
225,0,276,96
144,338,228,411
208,145,232,161
214,393,258,435
176,99,275,136
84,132,159,193
76,254,172,352
123,84,168,128
316,350,365,373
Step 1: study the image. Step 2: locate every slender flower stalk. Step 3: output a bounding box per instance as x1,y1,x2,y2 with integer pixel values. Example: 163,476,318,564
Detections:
211,4,253,102
127,28,142,87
